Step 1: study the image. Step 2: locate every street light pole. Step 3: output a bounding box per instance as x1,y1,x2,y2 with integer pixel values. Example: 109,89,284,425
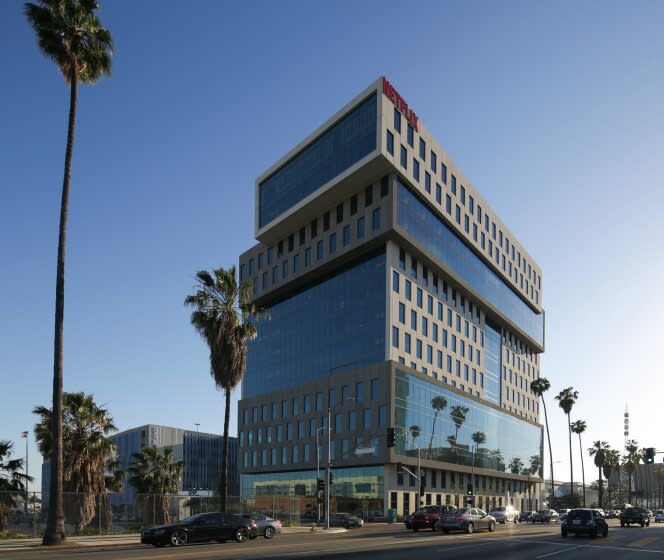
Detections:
21,431,28,514
326,407,331,530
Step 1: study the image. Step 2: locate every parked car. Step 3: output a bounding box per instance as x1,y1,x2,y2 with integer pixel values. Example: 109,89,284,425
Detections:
329,513,364,528
531,509,559,523
558,509,571,523
520,511,537,522
654,510,664,523
411,505,456,531
489,505,519,523
646,509,655,520
403,512,414,529
593,509,606,519
140,512,258,547
238,513,282,539
561,508,608,538
620,507,651,527
435,508,496,534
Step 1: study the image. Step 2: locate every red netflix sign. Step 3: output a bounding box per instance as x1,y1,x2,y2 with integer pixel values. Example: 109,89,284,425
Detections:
383,77,419,132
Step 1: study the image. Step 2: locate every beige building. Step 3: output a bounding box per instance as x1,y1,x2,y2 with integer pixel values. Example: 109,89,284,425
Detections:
237,76,545,517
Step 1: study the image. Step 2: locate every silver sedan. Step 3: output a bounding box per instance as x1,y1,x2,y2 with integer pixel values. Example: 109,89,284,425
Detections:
435,508,497,534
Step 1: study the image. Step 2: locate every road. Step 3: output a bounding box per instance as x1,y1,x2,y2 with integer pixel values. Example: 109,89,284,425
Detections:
3,520,664,560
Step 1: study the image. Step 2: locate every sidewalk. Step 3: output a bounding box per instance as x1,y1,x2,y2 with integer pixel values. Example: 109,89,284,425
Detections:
0,527,346,552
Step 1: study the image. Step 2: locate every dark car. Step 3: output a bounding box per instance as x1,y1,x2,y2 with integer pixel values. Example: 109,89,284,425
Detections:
412,505,455,531
531,509,560,523
520,511,537,522
620,507,651,527
140,512,258,547
403,511,416,529
561,509,608,538
239,513,282,538
435,508,496,534
329,513,364,528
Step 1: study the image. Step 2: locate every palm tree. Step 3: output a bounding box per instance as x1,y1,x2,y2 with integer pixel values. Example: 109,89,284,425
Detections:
25,0,113,545
428,396,447,459
588,441,610,509
472,431,486,468
409,425,421,453
570,420,587,506
185,267,264,512
128,446,183,526
603,449,621,505
624,439,640,504
523,454,541,511
555,387,579,497
449,405,469,464
531,377,554,506
0,441,32,531
509,457,524,475
33,392,120,532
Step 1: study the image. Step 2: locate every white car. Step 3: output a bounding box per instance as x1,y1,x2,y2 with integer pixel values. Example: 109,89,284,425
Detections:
655,510,664,523
489,506,519,523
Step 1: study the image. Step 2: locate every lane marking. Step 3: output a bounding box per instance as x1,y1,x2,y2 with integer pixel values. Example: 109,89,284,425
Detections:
535,545,584,558
631,537,660,548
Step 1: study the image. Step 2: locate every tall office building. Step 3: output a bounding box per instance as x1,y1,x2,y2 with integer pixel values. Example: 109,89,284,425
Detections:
237,77,544,517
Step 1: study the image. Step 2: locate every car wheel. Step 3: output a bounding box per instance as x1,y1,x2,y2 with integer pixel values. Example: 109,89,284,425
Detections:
641,522,645,527
264,527,275,539
466,523,474,534
235,527,249,543
561,529,568,538
489,521,496,532
170,530,187,547
344,522,350,529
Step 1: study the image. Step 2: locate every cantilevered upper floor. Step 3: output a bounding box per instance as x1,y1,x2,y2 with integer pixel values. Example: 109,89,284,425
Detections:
252,76,542,313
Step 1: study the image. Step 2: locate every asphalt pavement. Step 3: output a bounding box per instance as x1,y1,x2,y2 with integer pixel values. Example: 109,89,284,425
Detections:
2,519,664,560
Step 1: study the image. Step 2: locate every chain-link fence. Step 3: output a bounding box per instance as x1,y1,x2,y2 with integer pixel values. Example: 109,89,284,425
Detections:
0,491,305,538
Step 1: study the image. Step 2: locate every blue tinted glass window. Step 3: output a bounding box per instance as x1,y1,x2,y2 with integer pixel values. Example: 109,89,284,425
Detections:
394,107,401,132
419,138,426,159
407,124,414,147
404,333,411,353
305,247,311,267
392,326,399,348
446,194,452,214
343,225,351,247
387,130,394,155
371,378,379,399
244,253,386,398
372,208,381,231
413,159,420,181
416,339,422,358
392,271,400,293
398,302,405,324
357,216,365,239
293,254,300,273
431,151,437,172
394,370,541,473
317,240,324,260
405,280,411,300
396,182,543,346
451,175,457,194
400,145,407,168
259,94,377,227
436,183,442,204
417,288,423,308
329,233,337,254
411,310,417,330
425,172,431,193
441,162,447,184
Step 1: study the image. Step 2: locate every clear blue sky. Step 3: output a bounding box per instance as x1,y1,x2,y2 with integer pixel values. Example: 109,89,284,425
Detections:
2,0,663,492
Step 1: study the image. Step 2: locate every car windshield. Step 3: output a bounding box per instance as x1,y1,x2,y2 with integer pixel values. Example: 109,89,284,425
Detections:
456,508,468,514
422,506,440,513
568,510,591,521
493,507,506,512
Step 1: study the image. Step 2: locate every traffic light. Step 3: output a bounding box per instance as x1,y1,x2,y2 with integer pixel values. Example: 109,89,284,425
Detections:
316,478,325,493
387,427,396,448
329,471,334,486
645,448,655,464
467,483,473,496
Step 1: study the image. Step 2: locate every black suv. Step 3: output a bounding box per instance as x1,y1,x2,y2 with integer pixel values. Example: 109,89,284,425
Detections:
620,507,651,527
561,509,608,538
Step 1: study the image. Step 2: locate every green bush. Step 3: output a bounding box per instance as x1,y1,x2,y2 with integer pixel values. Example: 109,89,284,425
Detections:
0,530,32,540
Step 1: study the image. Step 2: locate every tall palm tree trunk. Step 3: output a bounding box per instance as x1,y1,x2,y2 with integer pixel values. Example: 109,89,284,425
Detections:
219,387,231,512
598,468,603,509
428,412,438,459
567,413,574,497
578,434,586,506
44,65,78,546
541,397,555,506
